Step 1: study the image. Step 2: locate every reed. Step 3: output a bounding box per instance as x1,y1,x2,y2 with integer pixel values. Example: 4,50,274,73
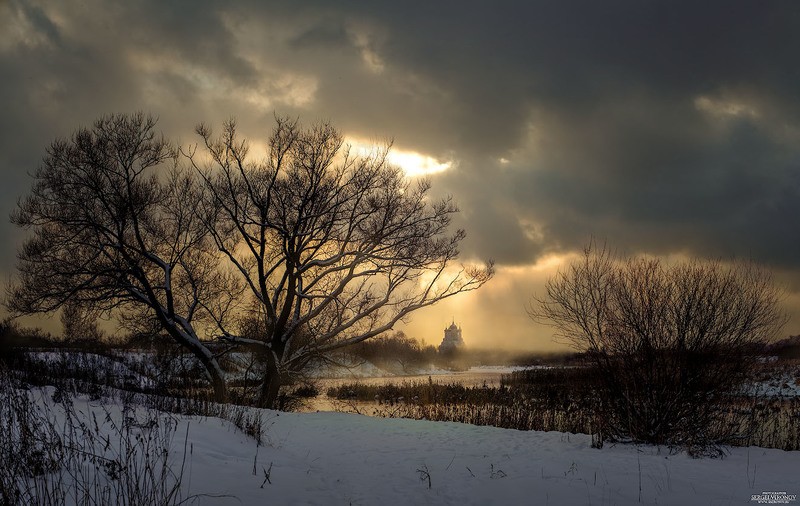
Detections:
328,367,800,451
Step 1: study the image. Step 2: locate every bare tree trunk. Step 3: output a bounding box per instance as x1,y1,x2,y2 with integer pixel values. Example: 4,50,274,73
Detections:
197,353,228,403
163,325,228,403
258,352,282,409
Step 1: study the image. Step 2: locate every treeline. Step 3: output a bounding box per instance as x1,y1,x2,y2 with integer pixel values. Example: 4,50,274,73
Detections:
344,332,437,372
6,319,799,367
0,319,139,354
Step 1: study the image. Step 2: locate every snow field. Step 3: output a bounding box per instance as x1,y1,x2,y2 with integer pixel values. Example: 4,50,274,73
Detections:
177,406,799,505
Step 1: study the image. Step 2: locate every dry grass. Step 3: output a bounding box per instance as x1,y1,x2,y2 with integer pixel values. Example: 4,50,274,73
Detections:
328,366,800,452
0,368,190,505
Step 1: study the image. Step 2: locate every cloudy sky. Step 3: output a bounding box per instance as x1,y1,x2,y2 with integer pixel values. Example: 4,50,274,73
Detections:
2,0,800,350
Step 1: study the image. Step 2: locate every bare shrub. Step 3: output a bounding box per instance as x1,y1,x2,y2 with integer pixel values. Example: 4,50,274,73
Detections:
530,244,786,451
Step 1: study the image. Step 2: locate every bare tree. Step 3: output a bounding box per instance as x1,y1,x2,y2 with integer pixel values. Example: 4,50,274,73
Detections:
530,244,785,450
8,113,491,408
7,113,233,401
190,117,493,408
60,300,104,344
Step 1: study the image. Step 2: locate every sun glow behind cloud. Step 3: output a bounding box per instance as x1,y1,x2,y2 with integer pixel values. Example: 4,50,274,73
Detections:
347,138,453,177
387,149,452,177
693,95,759,120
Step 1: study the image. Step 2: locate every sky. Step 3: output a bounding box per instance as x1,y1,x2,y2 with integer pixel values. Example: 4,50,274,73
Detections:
2,0,800,351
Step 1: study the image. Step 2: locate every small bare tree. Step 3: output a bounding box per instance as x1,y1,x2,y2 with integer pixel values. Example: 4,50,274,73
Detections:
60,300,104,344
7,113,233,401
530,244,785,450
190,117,493,408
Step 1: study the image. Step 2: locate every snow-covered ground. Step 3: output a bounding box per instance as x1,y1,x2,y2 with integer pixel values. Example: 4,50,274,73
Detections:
8,351,800,504
188,413,800,505
750,365,800,398
13,389,800,506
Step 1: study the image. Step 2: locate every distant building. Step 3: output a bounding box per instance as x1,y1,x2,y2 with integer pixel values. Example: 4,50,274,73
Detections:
439,321,465,353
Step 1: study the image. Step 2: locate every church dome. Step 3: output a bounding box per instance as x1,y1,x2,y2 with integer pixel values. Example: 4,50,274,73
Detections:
440,321,464,353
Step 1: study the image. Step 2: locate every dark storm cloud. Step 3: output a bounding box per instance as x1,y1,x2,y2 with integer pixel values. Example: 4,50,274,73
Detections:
0,0,256,270
216,0,800,268
2,0,800,276
360,0,800,267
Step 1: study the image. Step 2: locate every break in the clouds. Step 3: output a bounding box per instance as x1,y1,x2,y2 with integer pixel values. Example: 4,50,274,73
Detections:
2,0,800,344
